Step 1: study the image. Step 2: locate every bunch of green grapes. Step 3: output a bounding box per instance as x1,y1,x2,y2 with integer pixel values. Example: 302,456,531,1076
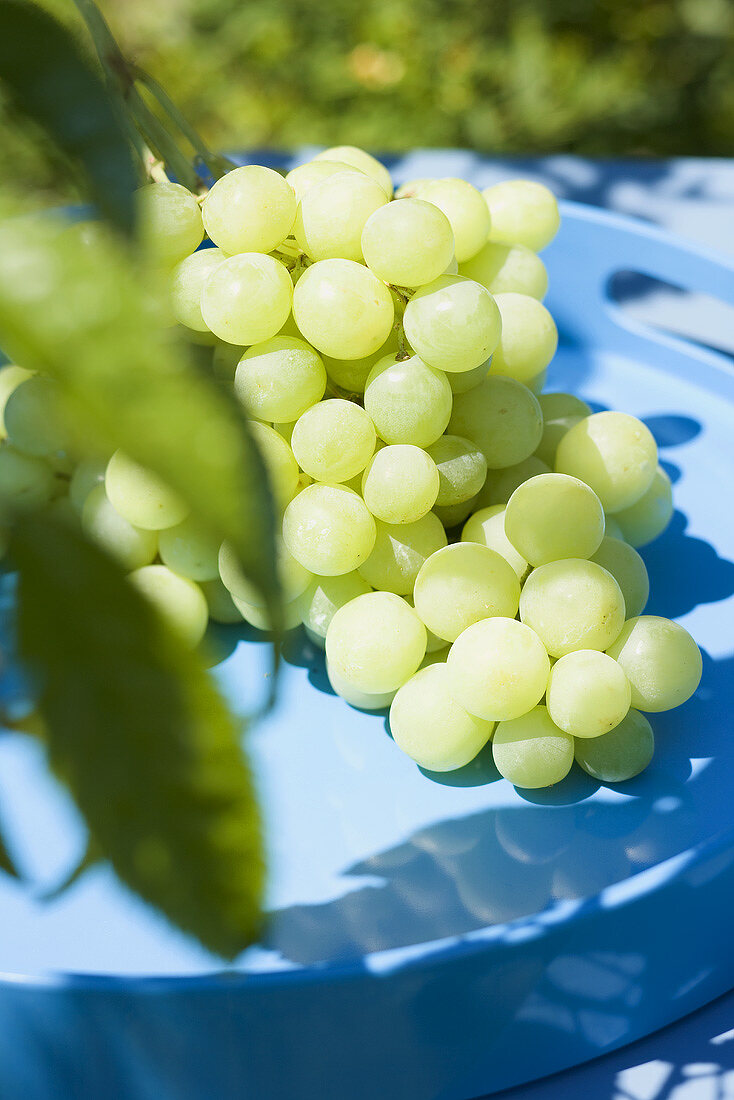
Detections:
0,151,700,789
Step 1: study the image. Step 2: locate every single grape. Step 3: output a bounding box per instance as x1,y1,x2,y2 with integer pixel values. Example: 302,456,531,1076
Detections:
0,364,33,437
314,146,393,197
493,706,574,788
364,354,452,447
292,259,394,360
449,375,543,468
234,594,302,632
546,650,631,738
447,616,550,722
105,451,188,531
326,591,426,694
219,537,311,606
202,165,297,254
137,182,204,267
390,663,494,771
477,455,550,507
535,415,584,467
414,542,520,642
462,505,529,580
291,399,376,483
447,361,490,395
285,159,364,202
158,514,221,581
361,199,455,287
129,564,208,648
403,275,502,372
201,254,293,346
296,571,373,642
362,445,439,524
82,485,158,571
606,616,702,712
294,170,388,262
326,660,397,711
504,473,604,565
538,392,592,420
170,248,224,332
282,483,376,575
200,577,242,624
249,422,300,509
417,178,490,262
459,240,548,300
69,457,106,512
482,180,560,252
590,536,649,617
358,512,447,594
235,336,326,423
4,375,69,459
574,708,655,782
426,435,487,507
519,558,626,657
0,446,55,513
555,411,658,514
490,293,558,386
614,466,673,547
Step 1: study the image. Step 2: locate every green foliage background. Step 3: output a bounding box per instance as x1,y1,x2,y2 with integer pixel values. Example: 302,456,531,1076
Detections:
3,0,733,202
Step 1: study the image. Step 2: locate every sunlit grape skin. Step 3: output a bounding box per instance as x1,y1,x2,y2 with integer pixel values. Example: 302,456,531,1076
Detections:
614,466,674,546
235,337,327,424
364,354,452,447
447,616,550,722
326,592,426,694
590,535,650,618
292,258,394,360
137,181,204,267
482,180,560,252
282,483,376,576
520,558,626,658
606,615,702,712
418,178,491,263
361,199,455,287
202,165,297,255
201,253,293,346
294,170,388,262
555,411,658,514
414,542,521,642
574,708,655,782
460,240,548,300
290,399,376,484
546,650,631,738
105,450,188,531
403,275,502,372
504,473,605,566
493,706,574,788
129,564,209,648
170,248,224,332
358,512,447,595
362,444,439,524
490,292,558,386
449,376,543,469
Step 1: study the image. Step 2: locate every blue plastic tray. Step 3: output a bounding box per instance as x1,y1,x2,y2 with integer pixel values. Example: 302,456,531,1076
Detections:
0,199,733,1100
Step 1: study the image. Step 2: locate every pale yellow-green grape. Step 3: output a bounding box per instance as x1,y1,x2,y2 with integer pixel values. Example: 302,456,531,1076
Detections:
326,591,426,693
426,435,487,507
249,422,300,509
493,706,574,788
449,376,543,468
416,179,490,263
447,360,490,395
200,577,242,624
555,411,658,513
447,616,550,721
235,336,326,423
538,392,593,420
69,457,106,512
137,181,204,267
462,505,529,580
358,512,447,594
82,485,158,571
361,199,455,287
606,615,702,712
574,708,655,782
282,483,376,575
613,466,674,547
478,455,551,507
546,650,631,738
535,415,584,467
362,445,439,523
296,571,373,641
170,248,224,332
201,254,293,346
2,448,57,510
212,339,245,382
285,159,364,202
202,165,297,254
4,376,68,458
390,663,494,771
364,354,452,447
504,473,605,565
394,178,430,199
129,564,208,648
403,275,502,372
482,180,560,252
158,514,221,581
234,594,303,632
604,515,625,540
304,625,326,650
520,558,626,657
105,450,188,531
314,146,393,197
291,399,376,483
0,364,33,437
490,293,558,386
294,170,388,262
590,536,649,617
414,542,520,642
526,368,548,395
432,497,479,529
326,660,397,711
459,241,548,300
322,332,400,395
219,538,312,605
292,259,394,360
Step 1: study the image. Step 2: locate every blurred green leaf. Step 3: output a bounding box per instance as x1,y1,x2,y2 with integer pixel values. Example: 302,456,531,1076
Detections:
0,825,21,881
40,833,103,901
13,511,264,957
0,0,138,233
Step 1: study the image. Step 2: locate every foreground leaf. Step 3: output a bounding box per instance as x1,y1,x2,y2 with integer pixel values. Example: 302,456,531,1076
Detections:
0,823,20,881
13,512,265,958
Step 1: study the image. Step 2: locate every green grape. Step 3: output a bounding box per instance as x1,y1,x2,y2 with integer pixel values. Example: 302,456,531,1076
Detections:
432,497,479,529
447,616,549,721
105,450,188,531
291,399,376,483
426,435,487,507
447,361,489,395
0,445,55,513
520,558,626,657
137,182,204,267
0,364,33,437
249,422,300,509
526,368,548,395
493,706,574,788
69,456,106,512
294,170,388,262
606,615,702,712
555,411,658,514
202,165,297,254
233,594,302,632
296,571,373,641
546,650,631,738
201,254,293,346
604,516,625,540
200,577,242,623
482,180,560,252
414,542,520,642
364,354,452,447
82,484,158,571
212,339,245,382
285,159,363,202
358,512,447,594
326,660,397,711
292,259,394,360
170,248,224,332
537,392,592,420
574,708,655,782
390,662,494,771
462,504,528,580
504,473,604,565
403,275,502,372
361,199,455,287
614,466,673,547
590,535,649,617
418,178,490,263
314,146,393,197
478,455,550,507
449,376,543,468
235,336,326,423
129,564,208,648
4,376,68,458
394,179,430,199
490,293,558,386
219,538,312,605
535,415,584,467
282,483,376,575
158,514,221,581
362,445,439,523
459,240,548,299
326,591,426,693
273,421,295,444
